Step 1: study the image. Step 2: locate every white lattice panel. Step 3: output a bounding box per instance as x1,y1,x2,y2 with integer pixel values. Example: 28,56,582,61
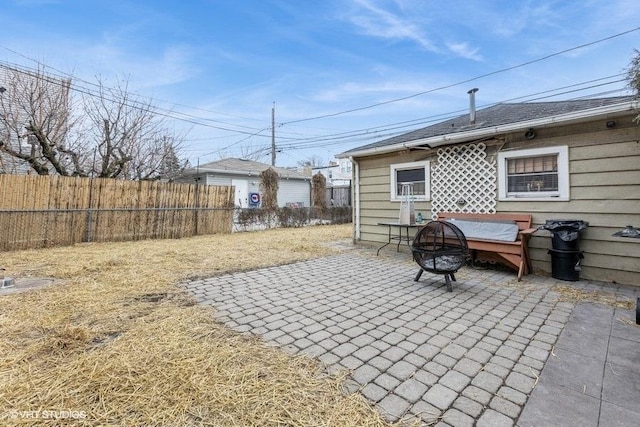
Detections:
430,143,497,219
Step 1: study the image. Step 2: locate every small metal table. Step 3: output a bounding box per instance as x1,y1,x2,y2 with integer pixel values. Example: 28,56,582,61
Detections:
377,222,424,255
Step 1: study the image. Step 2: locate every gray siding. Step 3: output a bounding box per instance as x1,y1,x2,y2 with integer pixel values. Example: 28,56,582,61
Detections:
178,173,309,208
354,113,640,286
203,174,260,195
278,179,311,207
205,175,232,186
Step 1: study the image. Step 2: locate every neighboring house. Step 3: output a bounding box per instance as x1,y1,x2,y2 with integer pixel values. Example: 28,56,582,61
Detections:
338,94,640,285
312,158,352,207
311,158,353,186
0,152,31,174
178,158,311,208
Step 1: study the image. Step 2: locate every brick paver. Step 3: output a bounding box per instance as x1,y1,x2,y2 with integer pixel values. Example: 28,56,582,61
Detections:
180,248,635,425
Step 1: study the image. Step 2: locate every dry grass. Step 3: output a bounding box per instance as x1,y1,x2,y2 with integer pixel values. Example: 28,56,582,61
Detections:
0,224,403,426
553,285,636,310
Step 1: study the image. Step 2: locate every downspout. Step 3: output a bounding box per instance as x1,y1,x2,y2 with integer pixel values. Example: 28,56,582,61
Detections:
349,156,361,241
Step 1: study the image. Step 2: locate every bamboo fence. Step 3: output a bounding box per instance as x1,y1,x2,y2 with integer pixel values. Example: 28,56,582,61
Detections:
0,175,234,251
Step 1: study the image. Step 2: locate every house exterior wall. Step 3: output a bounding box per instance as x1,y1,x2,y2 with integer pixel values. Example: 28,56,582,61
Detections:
203,175,231,186
312,159,353,187
278,179,311,207
352,113,640,286
202,175,260,207
177,173,309,208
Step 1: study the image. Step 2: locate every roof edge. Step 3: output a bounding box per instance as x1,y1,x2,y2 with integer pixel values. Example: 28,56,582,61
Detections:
338,99,639,159
183,166,310,180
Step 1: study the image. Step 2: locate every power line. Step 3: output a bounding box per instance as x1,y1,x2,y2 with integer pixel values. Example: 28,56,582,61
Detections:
1,26,637,160
284,78,626,146
273,76,630,151
3,54,627,159
280,26,640,125
0,56,268,135
194,127,271,158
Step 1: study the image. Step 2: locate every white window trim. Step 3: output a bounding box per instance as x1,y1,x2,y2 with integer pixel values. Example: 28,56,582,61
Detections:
390,160,430,202
498,145,569,201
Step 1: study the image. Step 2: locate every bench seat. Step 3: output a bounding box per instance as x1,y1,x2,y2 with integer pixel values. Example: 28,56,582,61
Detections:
437,212,536,281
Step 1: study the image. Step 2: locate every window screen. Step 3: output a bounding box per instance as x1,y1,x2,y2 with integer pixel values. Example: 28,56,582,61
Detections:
506,155,558,193
396,168,426,196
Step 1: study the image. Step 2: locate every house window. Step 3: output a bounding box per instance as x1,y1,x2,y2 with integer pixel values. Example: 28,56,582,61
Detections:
390,161,430,201
498,146,569,201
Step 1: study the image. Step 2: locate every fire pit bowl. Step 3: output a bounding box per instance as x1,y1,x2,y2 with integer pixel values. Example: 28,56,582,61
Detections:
412,220,468,292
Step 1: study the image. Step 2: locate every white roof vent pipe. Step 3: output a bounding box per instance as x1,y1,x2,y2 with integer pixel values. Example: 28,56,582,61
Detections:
467,88,479,125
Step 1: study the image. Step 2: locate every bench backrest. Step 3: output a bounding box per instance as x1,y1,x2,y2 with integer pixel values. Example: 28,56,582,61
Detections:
436,212,533,233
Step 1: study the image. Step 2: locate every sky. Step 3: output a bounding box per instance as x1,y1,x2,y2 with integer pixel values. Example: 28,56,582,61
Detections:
1,0,639,168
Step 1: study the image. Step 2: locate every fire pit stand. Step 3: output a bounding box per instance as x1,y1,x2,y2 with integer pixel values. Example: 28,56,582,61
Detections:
412,220,468,292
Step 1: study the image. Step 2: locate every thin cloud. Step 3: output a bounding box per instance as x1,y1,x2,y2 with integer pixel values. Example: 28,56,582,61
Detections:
348,0,438,51
2,0,638,166
137,46,201,89
446,42,483,61
309,79,440,103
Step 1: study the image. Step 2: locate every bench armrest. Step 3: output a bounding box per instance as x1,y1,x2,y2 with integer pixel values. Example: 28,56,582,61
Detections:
519,228,537,237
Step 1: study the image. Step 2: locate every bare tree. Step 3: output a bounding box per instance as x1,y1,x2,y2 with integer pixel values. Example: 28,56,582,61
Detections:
239,144,271,162
214,141,271,163
626,49,640,94
0,66,88,175
157,140,189,182
82,78,185,180
0,66,186,179
626,49,640,123
297,155,324,168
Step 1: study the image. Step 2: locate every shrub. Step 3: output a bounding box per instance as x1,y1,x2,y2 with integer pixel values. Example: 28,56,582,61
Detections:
233,206,352,230
311,173,327,212
259,168,279,212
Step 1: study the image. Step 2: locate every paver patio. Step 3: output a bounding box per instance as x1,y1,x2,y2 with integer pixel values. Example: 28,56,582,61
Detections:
181,246,639,426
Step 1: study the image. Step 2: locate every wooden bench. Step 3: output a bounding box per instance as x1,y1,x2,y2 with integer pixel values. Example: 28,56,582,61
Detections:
436,212,536,281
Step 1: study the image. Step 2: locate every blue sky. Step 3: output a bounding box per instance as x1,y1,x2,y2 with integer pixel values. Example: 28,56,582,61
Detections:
1,0,639,167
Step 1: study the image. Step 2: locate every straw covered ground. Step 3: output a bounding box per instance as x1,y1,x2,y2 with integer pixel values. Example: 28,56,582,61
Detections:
0,224,404,426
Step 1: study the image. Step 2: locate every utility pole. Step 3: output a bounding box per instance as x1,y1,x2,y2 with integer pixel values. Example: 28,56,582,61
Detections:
271,102,276,166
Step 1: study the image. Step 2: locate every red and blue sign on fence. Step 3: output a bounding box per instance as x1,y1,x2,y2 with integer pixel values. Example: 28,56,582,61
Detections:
249,192,261,207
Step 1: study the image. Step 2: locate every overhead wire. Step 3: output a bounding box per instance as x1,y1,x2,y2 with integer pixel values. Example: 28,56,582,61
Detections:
1,26,637,159
272,74,629,151
279,26,640,125
190,73,630,161
0,55,267,135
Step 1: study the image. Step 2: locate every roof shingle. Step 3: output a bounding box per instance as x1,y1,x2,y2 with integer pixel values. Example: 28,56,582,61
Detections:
341,96,635,154
183,158,309,180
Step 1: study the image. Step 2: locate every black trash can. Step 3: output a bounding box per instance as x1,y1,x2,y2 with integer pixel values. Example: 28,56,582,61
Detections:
542,219,589,251
541,220,589,281
547,249,584,281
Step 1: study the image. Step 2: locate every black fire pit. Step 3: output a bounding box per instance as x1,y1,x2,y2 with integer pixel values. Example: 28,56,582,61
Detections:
412,220,468,292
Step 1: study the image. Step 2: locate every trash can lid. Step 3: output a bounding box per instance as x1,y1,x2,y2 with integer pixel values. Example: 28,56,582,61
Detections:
541,220,589,231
